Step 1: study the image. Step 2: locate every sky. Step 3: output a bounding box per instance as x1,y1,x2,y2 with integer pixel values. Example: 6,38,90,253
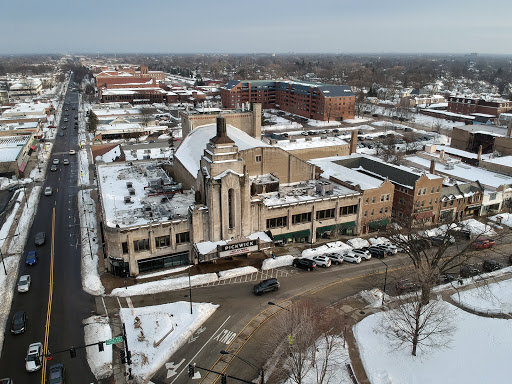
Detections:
1,0,511,55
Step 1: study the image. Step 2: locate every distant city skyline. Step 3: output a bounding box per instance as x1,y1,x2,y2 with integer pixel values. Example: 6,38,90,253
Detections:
2,0,511,55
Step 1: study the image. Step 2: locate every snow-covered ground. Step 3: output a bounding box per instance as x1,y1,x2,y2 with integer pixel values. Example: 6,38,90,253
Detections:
451,277,512,314
262,255,295,270
218,266,258,279
489,213,512,228
302,241,352,258
459,218,497,237
83,316,112,379
119,301,218,382
354,298,512,384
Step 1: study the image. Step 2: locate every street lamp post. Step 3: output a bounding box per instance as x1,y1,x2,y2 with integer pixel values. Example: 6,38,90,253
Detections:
220,350,265,384
188,260,193,315
268,301,291,312
376,258,388,306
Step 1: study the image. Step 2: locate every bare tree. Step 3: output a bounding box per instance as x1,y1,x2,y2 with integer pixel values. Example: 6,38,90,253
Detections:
139,107,155,127
375,135,405,165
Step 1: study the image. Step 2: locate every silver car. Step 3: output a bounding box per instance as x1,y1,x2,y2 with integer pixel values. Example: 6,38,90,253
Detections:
44,187,53,196
18,275,31,292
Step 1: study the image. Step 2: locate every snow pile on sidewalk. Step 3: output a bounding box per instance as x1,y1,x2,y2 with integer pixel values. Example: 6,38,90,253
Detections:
136,265,191,280
354,299,512,384
262,255,295,270
9,186,42,253
83,316,112,379
111,273,219,297
489,213,512,228
460,218,496,237
218,266,258,279
359,288,389,308
0,256,20,357
451,278,512,314
119,301,218,382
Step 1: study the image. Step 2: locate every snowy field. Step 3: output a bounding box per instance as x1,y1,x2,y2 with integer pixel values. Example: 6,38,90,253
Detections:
354,299,512,384
451,277,512,314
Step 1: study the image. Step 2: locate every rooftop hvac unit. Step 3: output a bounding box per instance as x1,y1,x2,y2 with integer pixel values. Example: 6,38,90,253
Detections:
124,196,132,204
126,181,133,188
144,149,151,154
128,188,135,195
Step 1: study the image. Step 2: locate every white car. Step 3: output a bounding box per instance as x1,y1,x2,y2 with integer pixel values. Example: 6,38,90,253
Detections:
44,187,53,196
376,243,398,254
351,249,372,261
69,149,76,155
310,255,331,268
326,253,344,265
63,158,69,165
343,253,362,264
18,275,31,293
25,342,43,372
52,159,59,165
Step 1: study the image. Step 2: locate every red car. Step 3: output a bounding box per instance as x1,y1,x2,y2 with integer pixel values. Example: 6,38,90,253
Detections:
473,239,496,249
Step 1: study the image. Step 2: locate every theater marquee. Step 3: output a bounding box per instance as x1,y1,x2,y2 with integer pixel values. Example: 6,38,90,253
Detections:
218,240,259,258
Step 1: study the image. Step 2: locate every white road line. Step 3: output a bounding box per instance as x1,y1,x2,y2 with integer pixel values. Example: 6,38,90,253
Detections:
169,316,232,384
101,297,109,317
116,296,122,309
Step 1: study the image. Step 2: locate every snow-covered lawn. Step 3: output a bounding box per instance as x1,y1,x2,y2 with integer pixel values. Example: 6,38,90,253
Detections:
119,301,218,382
262,255,295,270
451,277,512,314
354,299,512,384
489,213,512,228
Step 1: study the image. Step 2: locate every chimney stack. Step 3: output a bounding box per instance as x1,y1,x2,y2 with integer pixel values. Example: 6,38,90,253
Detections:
350,129,358,155
429,159,436,174
477,145,482,162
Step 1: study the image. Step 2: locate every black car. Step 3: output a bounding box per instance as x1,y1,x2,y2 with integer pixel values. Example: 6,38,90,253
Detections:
11,310,27,334
460,264,480,278
35,232,46,246
395,279,418,293
482,260,503,272
49,363,65,384
292,258,316,271
368,247,386,259
253,278,280,296
437,274,455,285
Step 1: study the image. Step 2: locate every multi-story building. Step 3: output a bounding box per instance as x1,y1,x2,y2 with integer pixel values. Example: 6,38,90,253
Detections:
95,65,165,89
447,96,512,117
438,182,484,223
221,80,355,121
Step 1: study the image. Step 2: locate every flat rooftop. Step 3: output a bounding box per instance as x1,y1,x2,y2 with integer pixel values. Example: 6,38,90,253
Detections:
0,135,31,162
97,162,194,229
273,136,348,151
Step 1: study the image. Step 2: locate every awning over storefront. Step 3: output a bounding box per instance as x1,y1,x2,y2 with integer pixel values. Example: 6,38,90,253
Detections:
18,161,28,174
369,218,390,229
273,229,311,241
415,211,434,220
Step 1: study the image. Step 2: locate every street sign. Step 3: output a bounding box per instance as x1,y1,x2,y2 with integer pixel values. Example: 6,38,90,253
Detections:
106,336,123,345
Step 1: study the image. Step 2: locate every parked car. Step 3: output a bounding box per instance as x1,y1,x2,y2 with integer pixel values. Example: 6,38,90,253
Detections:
63,159,69,165
342,253,362,264
49,363,65,384
35,232,46,246
368,247,386,259
44,187,53,196
482,259,503,272
253,278,280,296
11,310,27,335
18,274,31,293
50,165,58,172
430,235,455,246
69,149,76,155
460,264,480,278
310,255,331,268
350,249,371,260
473,239,495,249
326,253,344,265
453,229,471,240
437,274,455,285
292,258,316,271
374,244,397,255
52,159,59,165
25,251,38,266
25,342,43,372
395,279,418,293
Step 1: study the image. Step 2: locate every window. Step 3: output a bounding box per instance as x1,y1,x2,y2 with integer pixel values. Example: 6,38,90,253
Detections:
418,190,422,196
423,188,427,194
122,242,128,254
372,197,376,203
380,195,385,202
364,210,368,217
292,212,312,224
429,199,432,205
421,200,425,207
370,209,374,216
176,232,190,244
228,189,234,229
316,208,335,220
133,238,150,252
365,198,369,205
340,204,358,215
431,187,434,194
255,155,262,162
386,194,390,201
385,207,389,213
266,216,288,229
155,235,170,248
379,208,383,214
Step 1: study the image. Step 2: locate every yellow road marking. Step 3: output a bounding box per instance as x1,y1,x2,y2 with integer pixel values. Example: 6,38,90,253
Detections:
41,208,55,384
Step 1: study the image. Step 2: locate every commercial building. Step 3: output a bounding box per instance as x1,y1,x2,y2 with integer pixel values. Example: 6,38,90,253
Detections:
447,96,512,117
221,80,355,121
451,124,512,155
0,135,34,177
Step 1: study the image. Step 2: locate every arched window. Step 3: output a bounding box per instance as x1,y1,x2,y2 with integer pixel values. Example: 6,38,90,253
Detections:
228,189,234,229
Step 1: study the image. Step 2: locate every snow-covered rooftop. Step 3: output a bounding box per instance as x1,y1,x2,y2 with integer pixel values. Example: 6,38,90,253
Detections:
97,162,194,228
0,135,31,162
273,136,348,151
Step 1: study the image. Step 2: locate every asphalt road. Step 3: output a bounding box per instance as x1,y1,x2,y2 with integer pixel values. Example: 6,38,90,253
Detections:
0,76,96,383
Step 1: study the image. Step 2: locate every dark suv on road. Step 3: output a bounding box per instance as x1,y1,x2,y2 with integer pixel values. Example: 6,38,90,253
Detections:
253,278,280,295
482,260,503,272
368,247,386,259
460,264,480,278
292,258,316,271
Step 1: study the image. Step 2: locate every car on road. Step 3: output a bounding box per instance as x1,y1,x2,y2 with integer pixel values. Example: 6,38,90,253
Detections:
44,186,53,196
35,231,46,245
395,279,418,293
18,274,31,292
342,253,362,264
460,264,480,278
63,158,69,165
430,235,455,246
482,259,503,272
25,342,43,372
59,132,64,137
50,165,58,172
63,118,68,122
368,246,386,258
49,363,65,384
473,239,495,249
326,253,344,265
0,378,14,384
292,258,316,271
53,159,59,165
301,131,308,136
437,274,455,285
11,310,27,335
69,149,76,155
253,278,280,295
310,255,331,268
350,248,372,261
25,251,38,266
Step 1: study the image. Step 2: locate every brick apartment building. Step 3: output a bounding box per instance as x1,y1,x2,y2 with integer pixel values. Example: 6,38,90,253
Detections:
95,65,165,89
447,96,512,117
221,80,355,121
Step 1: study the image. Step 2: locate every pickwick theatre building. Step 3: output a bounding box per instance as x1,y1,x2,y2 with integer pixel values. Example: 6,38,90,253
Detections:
98,113,363,276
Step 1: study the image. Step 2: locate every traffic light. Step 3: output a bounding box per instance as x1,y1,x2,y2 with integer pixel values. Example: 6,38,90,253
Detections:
98,342,104,352
221,374,227,384
69,348,76,358
126,351,132,365
120,350,126,364
188,364,194,377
